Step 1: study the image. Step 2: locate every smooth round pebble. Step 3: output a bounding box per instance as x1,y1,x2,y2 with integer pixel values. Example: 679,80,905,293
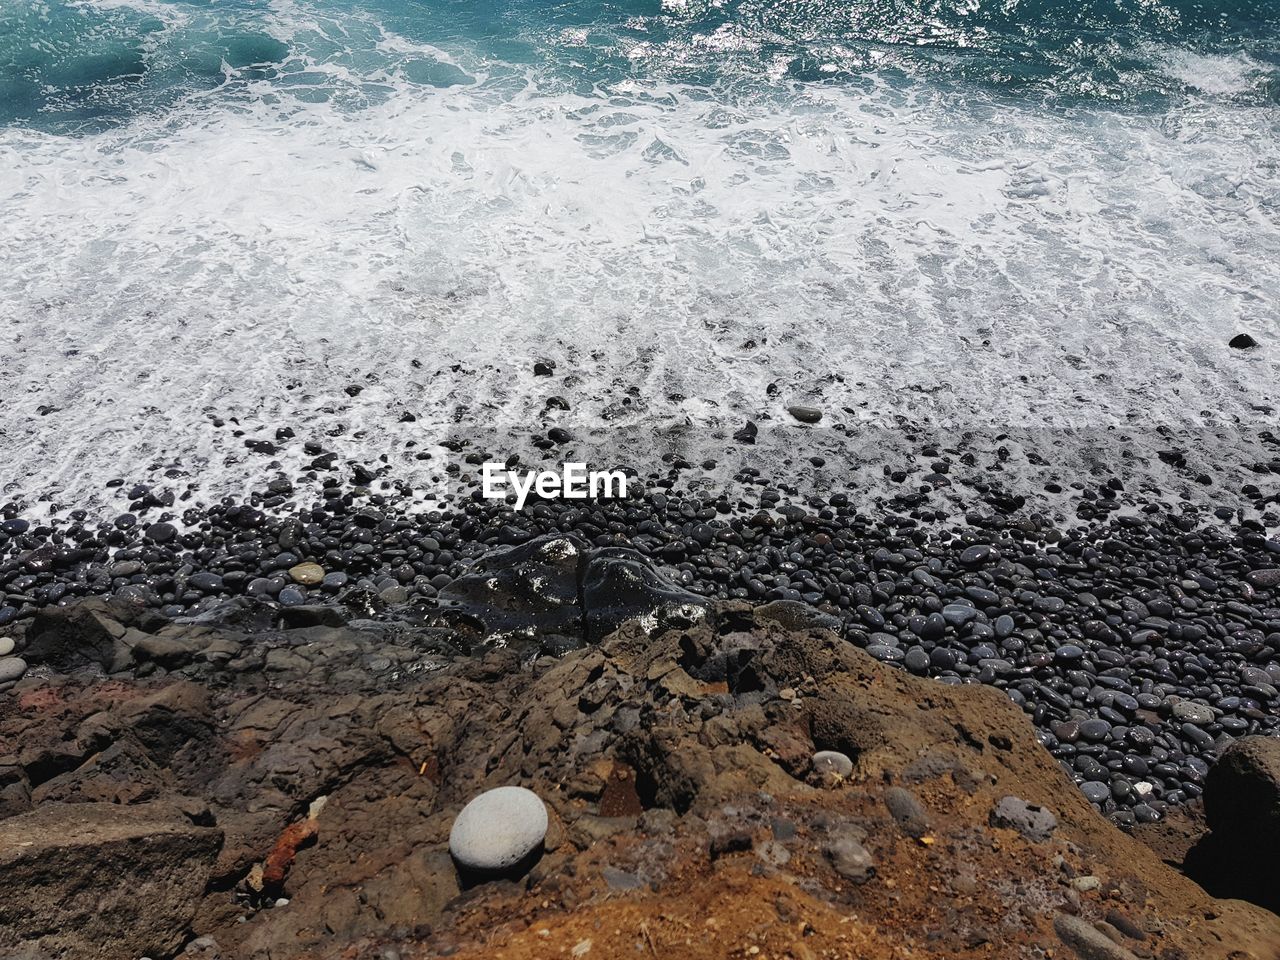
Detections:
1171,700,1215,726
1080,781,1111,804
812,750,854,778
289,562,326,586
0,657,28,683
449,786,548,873
0,637,14,657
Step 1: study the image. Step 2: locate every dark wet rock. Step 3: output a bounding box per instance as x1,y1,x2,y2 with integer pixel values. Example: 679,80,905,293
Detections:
438,535,585,643
1245,568,1280,589
786,405,823,424
188,572,224,594
1229,333,1259,349
580,548,712,644
145,521,178,544
959,544,996,566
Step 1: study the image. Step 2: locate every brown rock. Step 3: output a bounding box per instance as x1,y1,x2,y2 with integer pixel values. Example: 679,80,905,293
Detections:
0,801,222,960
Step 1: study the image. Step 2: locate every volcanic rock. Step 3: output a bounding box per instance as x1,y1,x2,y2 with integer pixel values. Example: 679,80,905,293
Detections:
0,802,221,960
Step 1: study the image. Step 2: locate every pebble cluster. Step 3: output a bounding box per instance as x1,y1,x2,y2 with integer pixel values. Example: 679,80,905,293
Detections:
2,470,1280,830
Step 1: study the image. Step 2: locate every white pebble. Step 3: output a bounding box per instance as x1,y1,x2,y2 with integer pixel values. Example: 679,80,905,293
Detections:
812,750,854,778
448,786,548,873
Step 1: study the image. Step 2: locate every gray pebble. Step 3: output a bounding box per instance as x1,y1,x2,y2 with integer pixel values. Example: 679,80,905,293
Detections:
812,750,854,778
823,833,875,884
0,657,27,683
1170,700,1215,726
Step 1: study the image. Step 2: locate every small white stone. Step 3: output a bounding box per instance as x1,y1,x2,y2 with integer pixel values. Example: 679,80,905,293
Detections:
0,638,15,657
812,750,854,778
448,786,548,873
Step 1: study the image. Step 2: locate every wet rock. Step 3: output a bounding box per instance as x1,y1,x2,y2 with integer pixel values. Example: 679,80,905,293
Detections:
439,535,584,643
288,562,326,585
145,521,177,544
1245,568,1280,590
1171,700,1215,726
24,599,129,671
786,405,823,424
188,572,224,594
1229,333,1259,349
280,604,348,629
0,801,221,960
580,548,711,644
449,786,548,877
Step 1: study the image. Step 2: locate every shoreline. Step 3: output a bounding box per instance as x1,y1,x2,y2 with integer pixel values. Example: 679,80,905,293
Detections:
3,470,1279,829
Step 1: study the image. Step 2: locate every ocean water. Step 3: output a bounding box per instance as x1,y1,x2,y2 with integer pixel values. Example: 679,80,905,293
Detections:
1,0,1279,512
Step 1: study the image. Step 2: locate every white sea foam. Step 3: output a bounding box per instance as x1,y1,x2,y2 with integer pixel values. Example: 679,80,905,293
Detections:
1156,48,1267,97
1,35,1278,511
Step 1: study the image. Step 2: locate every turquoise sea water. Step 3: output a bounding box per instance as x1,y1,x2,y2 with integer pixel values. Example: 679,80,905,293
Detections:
1,0,1278,509
4,0,1278,130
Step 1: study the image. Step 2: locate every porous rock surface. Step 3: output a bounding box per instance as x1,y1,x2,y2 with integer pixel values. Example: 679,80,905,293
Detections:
0,801,221,960
0,597,1277,959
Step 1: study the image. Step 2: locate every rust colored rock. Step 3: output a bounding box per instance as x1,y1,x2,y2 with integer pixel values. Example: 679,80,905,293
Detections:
262,818,319,891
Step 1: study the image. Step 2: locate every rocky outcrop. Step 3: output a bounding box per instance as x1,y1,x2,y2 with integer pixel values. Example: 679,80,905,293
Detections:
0,597,1278,959
1179,736,1280,912
0,801,221,960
